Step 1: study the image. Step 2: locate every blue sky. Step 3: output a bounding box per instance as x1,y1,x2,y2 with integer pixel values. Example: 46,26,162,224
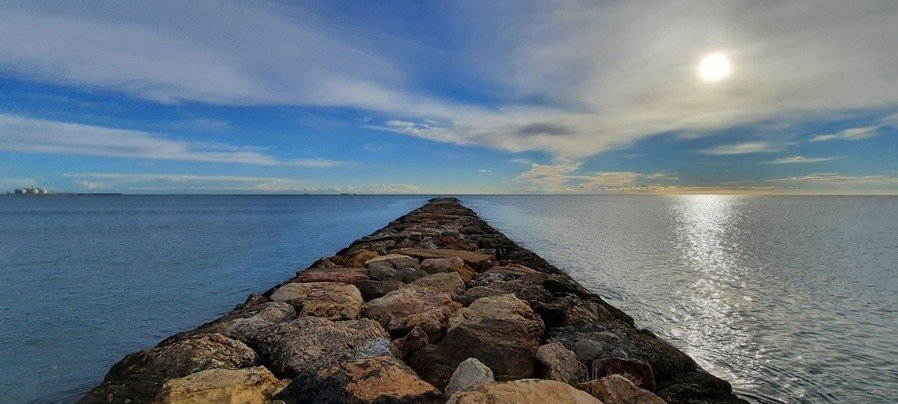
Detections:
1,1,896,194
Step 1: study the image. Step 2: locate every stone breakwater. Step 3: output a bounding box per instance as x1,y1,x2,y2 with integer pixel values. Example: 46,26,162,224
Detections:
81,198,746,403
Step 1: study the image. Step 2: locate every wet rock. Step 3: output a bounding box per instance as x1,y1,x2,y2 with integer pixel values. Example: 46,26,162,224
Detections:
365,253,420,270
394,248,493,268
410,294,545,389
80,333,259,403
447,379,601,403
578,374,665,404
536,342,588,385
420,257,476,283
154,366,288,404
657,371,740,403
293,267,368,284
592,357,655,391
249,317,390,377
354,279,406,301
411,272,466,295
362,286,460,341
270,281,363,320
445,358,494,396
275,355,442,404
398,267,428,283
333,249,380,268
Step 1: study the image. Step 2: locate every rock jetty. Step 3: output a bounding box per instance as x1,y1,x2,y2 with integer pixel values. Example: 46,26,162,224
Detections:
81,197,746,403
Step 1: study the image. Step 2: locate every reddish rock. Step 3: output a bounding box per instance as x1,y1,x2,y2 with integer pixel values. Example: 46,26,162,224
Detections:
536,342,588,385
578,374,665,404
411,272,466,295
361,286,460,341
333,249,380,268
292,267,368,284
270,281,363,320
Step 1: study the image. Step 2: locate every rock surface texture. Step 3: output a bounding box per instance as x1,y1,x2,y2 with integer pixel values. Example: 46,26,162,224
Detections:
81,198,747,403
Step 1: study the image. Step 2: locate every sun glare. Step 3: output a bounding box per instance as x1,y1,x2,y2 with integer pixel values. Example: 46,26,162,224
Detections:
699,53,731,82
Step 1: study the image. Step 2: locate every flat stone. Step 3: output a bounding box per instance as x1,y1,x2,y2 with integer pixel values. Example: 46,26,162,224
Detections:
270,281,363,320
362,286,460,341
411,272,466,295
420,257,476,282
536,342,588,385
592,357,656,391
578,374,665,404
155,366,289,404
394,248,493,267
445,358,494,396
447,379,601,403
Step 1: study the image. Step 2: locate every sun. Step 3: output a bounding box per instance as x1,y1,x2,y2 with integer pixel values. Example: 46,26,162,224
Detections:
699,53,731,82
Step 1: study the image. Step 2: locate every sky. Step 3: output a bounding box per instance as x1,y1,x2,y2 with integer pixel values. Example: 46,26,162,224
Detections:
1,1,897,194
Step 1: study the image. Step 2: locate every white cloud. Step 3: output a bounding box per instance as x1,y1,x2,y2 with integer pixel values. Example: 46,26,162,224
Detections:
810,126,880,142
0,114,345,167
766,173,898,184
516,160,677,191
477,169,492,173
764,155,841,164
698,141,780,155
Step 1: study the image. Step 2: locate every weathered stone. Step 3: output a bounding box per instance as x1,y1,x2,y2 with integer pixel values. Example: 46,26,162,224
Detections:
270,282,363,320
334,249,380,268
420,257,476,282
354,279,407,301
456,280,554,306
248,317,390,377
574,339,606,364
483,263,539,276
445,358,494,396
362,286,460,341
293,267,368,284
536,342,588,385
392,326,429,359
592,357,655,391
410,294,545,389
398,267,428,283
275,355,442,404
80,334,259,403
394,248,493,268
578,374,665,404
366,261,398,280
159,302,296,346
447,379,602,403
155,366,288,404
309,257,337,268
411,272,466,295
657,371,740,403
365,253,420,270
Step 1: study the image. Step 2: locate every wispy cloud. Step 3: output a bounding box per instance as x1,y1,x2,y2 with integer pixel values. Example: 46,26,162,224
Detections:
764,155,842,164
810,126,880,142
515,160,677,191
766,173,898,184
0,114,346,167
698,141,780,155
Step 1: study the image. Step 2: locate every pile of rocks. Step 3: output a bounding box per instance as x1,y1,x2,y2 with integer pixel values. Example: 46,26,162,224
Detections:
81,198,746,403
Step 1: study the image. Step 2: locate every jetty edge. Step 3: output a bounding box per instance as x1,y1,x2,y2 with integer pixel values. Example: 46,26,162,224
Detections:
81,197,746,403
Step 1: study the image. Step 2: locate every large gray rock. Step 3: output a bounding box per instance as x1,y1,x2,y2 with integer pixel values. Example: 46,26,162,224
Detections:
270,281,363,320
536,342,588,385
445,358,495,396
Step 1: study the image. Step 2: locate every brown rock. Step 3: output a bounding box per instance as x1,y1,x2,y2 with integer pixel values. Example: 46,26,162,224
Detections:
275,355,442,403
592,357,655,391
410,294,545,389
447,379,601,403
394,248,493,268
354,279,406,301
333,249,380,267
392,326,429,359
578,374,665,404
365,253,420,269
536,342,588,385
80,333,259,403
155,366,289,404
270,282,363,320
411,272,467,295
292,267,368,284
159,302,296,347
420,257,476,282
361,286,460,341
657,371,740,403
456,280,554,306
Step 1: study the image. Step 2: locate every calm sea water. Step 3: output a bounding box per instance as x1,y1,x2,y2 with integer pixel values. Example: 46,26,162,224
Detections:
466,195,898,403
1,195,896,403
0,195,429,403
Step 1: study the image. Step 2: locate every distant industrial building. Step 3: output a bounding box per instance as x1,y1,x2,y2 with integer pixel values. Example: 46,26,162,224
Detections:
14,187,49,195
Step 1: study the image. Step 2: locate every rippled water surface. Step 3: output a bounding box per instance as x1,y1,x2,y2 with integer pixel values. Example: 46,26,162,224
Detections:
0,195,428,403
466,195,898,403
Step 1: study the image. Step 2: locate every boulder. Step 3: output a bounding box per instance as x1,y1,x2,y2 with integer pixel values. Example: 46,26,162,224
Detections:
270,282,363,320
411,272,466,295
445,358,494,396
420,257,476,283
275,355,442,403
292,267,368,284
154,366,289,404
536,342,588,385
79,333,259,403
447,379,601,403
455,280,554,306
248,317,390,377
361,286,460,341
574,339,606,364
334,249,380,268
365,253,420,270
392,326,429,359
657,371,740,403
366,261,398,280
592,357,655,391
410,294,545,389
394,248,493,268
398,267,428,283
354,279,407,301
577,374,665,404
159,302,296,346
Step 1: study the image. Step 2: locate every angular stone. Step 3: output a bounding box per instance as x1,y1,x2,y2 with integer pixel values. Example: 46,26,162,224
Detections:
394,248,493,267
574,339,606,364
447,379,601,403
577,374,665,404
334,249,380,268
366,261,398,280
270,282,363,320
411,272,466,295
248,317,390,377
80,333,259,403
657,371,739,403
536,342,588,385
392,326,429,359
354,279,407,301
456,280,553,306
398,267,428,283
362,286,460,341
420,257,476,283
410,294,545,389
445,358,494,396
365,253,420,270
592,357,655,391
159,302,296,346
275,355,442,404
155,366,289,404
292,267,368,284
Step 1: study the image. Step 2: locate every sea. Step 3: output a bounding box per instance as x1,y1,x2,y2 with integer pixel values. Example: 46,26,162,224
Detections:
1,195,895,403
